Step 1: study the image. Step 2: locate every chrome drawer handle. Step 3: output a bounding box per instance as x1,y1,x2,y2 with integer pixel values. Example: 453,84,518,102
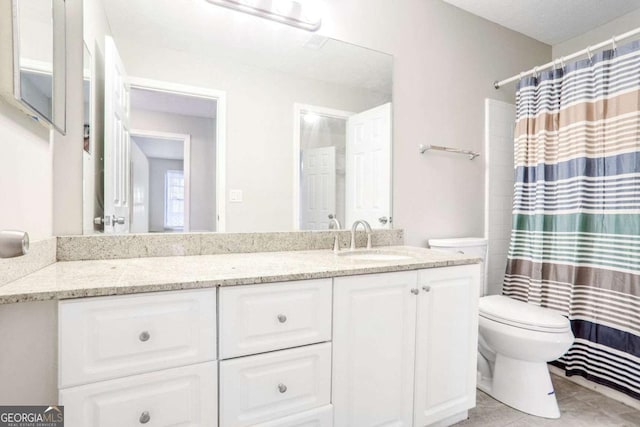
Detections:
277,314,287,323
278,383,287,393
139,411,150,424
422,286,431,292
139,331,150,342
410,288,419,295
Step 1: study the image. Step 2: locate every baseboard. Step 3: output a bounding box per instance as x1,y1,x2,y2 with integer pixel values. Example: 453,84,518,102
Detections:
548,365,640,411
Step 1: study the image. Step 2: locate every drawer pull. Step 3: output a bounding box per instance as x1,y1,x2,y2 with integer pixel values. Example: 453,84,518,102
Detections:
422,286,431,292
139,411,151,424
410,288,419,295
139,331,151,342
277,314,287,323
277,383,287,393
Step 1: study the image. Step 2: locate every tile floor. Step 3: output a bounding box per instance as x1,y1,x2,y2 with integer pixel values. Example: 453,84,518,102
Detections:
455,374,640,426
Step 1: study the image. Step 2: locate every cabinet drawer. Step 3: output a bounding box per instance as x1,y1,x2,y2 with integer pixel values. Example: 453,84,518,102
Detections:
219,280,331,359
59,289,217,388
253,405,333,427
220,342,331,427
60,361,217,427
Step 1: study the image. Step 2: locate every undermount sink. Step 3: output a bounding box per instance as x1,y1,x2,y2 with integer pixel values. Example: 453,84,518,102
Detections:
338,250,415,262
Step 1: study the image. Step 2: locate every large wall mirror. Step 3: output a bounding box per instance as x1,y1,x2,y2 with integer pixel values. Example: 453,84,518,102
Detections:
82,0,393,234
0,0,67,132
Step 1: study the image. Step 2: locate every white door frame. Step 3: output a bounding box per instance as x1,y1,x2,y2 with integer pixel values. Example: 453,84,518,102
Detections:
130,129,191,232
292,103,354,230
128,76,227,232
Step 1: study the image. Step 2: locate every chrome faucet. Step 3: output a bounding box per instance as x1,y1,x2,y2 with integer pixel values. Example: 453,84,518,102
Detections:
329,215,342,253
328,214,341,230
350,220,372,250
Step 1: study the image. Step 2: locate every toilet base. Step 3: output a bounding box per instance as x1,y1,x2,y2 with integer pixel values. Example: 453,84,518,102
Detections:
482,354,560,419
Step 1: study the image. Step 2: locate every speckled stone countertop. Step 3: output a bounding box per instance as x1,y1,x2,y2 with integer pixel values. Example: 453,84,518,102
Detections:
0,246,480,304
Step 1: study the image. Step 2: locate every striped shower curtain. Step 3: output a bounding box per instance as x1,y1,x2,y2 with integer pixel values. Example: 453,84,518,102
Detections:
503,40,640,400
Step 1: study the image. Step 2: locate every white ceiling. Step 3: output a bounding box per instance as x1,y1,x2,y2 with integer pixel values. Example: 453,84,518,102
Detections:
132,135,184,161
101,0,392,94
443,0,640,45
130,87,217,119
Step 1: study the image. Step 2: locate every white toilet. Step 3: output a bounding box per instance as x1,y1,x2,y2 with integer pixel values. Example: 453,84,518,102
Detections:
428,237,574,419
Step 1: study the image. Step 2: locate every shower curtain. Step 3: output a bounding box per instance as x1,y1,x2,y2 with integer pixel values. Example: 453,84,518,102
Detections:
503,40,640,400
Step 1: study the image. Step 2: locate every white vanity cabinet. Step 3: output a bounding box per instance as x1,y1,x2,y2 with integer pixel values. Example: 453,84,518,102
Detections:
218,279,333,427
332,265,480,427
58,289,218,427
53,264,479,427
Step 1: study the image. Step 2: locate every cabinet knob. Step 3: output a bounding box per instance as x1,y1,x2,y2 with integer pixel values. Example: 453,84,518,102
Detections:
278,383,288,393
139,411,151,424
422,286,431,292
277,314,287,323
139,331,150,342
410,288,419,295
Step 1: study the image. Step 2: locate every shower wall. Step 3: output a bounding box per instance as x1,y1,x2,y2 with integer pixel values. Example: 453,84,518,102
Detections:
484,99,515,296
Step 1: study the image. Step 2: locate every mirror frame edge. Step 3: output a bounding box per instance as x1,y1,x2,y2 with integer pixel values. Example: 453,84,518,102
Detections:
0,0,67,134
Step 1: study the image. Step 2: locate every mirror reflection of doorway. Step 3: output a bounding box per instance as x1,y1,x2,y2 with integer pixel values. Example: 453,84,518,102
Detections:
126,86,218,233
295,103,393,231
130,131,189,233
299,112,349,230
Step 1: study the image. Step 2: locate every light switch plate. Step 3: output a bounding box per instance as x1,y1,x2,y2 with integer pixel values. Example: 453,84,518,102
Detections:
229,189,243,202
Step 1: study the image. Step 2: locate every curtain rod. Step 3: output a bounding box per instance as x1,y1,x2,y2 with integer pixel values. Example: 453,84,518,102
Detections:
494,26,640,89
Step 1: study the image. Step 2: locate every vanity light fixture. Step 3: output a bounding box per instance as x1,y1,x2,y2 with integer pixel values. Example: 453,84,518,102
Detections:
205,0,322,31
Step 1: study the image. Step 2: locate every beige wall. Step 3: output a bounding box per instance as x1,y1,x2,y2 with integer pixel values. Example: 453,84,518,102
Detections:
0,301,57,404
553,9,640,57
0,102,52,241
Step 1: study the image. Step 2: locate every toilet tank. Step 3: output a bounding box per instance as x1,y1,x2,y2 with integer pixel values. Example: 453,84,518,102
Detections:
428,237,488,296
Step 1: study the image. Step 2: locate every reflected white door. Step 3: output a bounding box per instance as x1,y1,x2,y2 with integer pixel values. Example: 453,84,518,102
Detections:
103,36,131,233
301,147,336,230
345,102,392,228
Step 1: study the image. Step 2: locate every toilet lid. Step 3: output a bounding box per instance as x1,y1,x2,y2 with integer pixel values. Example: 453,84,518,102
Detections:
479,295,570,333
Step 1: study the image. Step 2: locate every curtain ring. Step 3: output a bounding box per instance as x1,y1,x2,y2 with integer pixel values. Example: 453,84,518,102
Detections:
533,66,539,79
586,46,593,63
554,58,562,70
560,56,565,69
611,35,617,52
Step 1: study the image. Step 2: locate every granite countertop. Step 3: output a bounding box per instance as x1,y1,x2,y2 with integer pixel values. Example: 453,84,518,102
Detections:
0,246,480,304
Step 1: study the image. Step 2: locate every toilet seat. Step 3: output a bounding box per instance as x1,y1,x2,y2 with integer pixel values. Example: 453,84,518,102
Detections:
479,295,570,333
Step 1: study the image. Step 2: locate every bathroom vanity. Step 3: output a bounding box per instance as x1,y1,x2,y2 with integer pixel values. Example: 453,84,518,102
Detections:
0,244,480,427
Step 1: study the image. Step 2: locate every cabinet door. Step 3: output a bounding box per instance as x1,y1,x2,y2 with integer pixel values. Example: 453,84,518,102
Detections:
60,361,217,427
332,271,418,427
414,265,480,426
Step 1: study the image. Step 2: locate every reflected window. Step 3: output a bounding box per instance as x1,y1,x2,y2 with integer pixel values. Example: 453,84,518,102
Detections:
164,170,184,230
